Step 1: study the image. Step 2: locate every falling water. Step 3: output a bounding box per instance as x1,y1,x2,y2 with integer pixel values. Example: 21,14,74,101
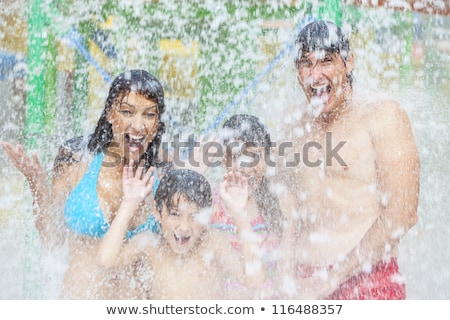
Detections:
0,0,449,299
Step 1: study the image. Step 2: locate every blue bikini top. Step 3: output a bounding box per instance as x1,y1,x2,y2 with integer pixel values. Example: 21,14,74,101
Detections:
64,152,159,239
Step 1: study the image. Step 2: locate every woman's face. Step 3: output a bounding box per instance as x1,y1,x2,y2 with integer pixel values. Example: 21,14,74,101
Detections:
108,91,159,162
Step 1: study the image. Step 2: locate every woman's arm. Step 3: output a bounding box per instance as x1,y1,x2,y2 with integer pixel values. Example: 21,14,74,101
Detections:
1,142,71,249
97,161,156,268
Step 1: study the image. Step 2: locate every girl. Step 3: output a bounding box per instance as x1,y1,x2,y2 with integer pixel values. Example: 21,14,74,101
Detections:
211,113,284,298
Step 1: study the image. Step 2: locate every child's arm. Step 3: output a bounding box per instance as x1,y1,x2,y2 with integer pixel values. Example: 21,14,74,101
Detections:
276,184,301,298
97,161,156,268
219,172,265,288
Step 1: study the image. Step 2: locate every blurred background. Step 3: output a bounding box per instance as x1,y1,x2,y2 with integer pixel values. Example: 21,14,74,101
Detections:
0,0,449,299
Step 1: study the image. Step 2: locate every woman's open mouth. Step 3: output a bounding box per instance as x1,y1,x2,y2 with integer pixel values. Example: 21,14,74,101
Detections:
125,134,146,153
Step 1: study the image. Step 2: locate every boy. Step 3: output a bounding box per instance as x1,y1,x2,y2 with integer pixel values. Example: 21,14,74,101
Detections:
97,165,264,299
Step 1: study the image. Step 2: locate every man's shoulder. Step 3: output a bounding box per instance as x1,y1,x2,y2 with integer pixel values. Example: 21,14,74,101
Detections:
353,91,406,123
354,93,414,141
371,99,409,126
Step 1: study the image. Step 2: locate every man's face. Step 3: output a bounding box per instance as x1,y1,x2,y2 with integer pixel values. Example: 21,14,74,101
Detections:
296,50,353,116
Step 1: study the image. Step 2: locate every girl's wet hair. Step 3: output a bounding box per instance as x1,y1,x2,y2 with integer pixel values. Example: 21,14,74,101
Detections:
155,169,212,213
294,20,354,87
221,114,271,156
87,69,166,168
221,114,283,237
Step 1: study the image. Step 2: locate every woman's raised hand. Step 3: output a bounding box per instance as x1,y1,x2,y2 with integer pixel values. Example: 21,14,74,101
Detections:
0,142,47,186
122,159,155,202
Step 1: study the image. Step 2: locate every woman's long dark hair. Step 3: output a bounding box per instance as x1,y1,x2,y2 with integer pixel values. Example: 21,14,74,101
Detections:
87,69,166,168
221,114,283,237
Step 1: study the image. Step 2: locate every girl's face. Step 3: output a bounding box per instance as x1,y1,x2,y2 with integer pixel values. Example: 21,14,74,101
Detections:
224,141,266,190
159,194,208,255
108,91,159,162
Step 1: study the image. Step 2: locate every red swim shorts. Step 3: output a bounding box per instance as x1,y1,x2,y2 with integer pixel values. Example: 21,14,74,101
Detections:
326,258,406,300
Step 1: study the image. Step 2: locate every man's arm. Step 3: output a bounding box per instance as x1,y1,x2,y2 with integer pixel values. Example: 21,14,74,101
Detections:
348,100,419,265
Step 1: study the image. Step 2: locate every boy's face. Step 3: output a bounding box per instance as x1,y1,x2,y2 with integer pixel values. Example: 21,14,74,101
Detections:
159,193,207,255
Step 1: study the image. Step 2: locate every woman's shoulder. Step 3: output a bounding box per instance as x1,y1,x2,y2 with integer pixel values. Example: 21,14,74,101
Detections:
56,136,89,161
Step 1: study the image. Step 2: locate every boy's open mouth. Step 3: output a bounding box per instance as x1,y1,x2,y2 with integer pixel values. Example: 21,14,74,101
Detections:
174,234,191,245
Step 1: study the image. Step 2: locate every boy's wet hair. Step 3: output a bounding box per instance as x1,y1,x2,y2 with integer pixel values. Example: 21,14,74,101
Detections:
155,169,212,213
87,69,166,168
294,20,354,87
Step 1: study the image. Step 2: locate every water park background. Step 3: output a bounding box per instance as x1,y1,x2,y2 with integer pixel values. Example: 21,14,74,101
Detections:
0,0,449,299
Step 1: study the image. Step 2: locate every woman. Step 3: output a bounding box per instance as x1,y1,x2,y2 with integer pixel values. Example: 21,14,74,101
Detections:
1,69,166,299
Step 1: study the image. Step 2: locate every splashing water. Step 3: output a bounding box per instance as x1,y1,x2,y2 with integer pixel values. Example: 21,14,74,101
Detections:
0,0,449,299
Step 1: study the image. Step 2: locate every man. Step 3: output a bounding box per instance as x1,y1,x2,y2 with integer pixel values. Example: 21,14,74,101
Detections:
276,20,420,299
